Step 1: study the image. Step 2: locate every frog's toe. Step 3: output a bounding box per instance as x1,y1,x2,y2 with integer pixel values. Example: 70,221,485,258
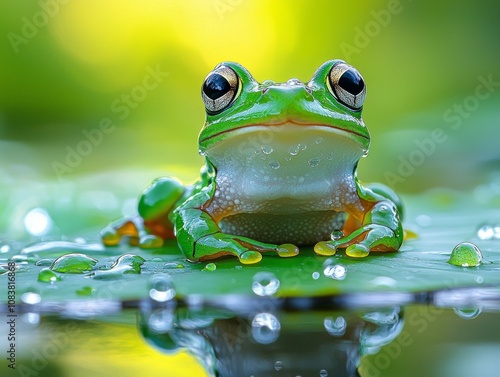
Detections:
314,241,337,256
346,244,370,258
276,243,299,258
101,226,120,246
239,250,263,264
139,234,164,249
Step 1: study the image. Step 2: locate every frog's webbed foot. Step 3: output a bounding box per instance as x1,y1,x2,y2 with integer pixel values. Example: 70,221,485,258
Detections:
189,232,299,265
314,201,403,258
100,217,164,249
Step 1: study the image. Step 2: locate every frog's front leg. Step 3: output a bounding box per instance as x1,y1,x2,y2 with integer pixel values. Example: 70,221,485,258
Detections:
174,189,299,264
101,177,186,248
315,184,403,258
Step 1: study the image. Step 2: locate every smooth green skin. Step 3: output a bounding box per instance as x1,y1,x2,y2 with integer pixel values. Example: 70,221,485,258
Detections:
101,60,403,264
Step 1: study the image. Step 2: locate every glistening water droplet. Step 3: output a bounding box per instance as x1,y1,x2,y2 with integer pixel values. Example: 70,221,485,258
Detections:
252,272,280,296
38,268,61,283
261,145,273,154
149,275,176,302
269,161,280,170
274,361,283,371
308,157,320,168
323,262,347,280
448,242,482,267
252,313,281,344
324,316,347,336
51,253,97,273
476,224,494,240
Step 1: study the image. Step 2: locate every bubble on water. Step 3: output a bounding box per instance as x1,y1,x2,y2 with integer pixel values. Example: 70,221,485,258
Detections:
24,208,53,236
308,157,320,168
51,253,97,273
453,307,483,320
252,313,281,344
269,161,280,170
477,224,494,240
21,291,42,305
274,361,283,371
149,275,176,302
38,268,61,283
252,272,280,296
323,261,347,280
324,316,347,336
448,242,482,267
330,230,344,240
261,145,273,154
203,263,217,271
312,271,320,280
319,370,328,377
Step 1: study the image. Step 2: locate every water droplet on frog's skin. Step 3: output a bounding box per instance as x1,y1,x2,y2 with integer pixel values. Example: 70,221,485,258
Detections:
300,143,307,151
453,307,483,320
252,272,280,296
323,260,347,280
21,291,42,305
51,253,97,273
327,152,335,160
287,78,302,86
38,268,61,283
319,369,329,377
269,161,280,170
476,224,494,240
274,361,283,371
252,313,281,344
288,145,300,156
315,137,323,144
261,145,273,154
308,157,320,167
203,262,217,271
448,242,482,267
324,316,347,336
330,230,344,240
149,274,176,302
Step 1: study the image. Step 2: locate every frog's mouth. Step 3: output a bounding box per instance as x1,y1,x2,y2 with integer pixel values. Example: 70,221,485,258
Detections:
199,122,369,185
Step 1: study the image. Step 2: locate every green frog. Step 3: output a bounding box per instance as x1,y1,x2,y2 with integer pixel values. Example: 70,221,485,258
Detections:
101,60,403,264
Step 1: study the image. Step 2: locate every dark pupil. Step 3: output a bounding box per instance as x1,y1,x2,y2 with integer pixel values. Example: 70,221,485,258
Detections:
339,70,364,95
203,73,231,100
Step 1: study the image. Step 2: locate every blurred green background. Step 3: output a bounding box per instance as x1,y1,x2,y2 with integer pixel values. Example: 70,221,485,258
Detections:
1,0,499,193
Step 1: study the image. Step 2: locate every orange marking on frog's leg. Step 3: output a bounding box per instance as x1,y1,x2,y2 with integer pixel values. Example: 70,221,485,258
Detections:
144,218,176,239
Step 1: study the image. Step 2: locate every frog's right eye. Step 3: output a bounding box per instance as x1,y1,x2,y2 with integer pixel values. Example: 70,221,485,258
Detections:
202,66,239,115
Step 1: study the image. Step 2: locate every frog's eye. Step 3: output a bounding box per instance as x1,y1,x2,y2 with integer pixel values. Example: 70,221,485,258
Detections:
202,66,239,115
328,63,366,110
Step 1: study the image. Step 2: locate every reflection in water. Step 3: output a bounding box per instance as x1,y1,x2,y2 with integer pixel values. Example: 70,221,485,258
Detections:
139,294,404,377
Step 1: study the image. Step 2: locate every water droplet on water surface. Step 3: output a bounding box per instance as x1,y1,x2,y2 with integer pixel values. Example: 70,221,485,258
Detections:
252,313,281,344
38,268,61,283
252,272,280,296
323,261,347,280
324,316,347,336
448,242,482,267
149,275,176,302
51,253,97,273
203,263,217,271
92,254,145,279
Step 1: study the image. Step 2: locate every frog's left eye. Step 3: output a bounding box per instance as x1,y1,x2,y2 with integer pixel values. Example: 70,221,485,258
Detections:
202,66,239,115
328,63,366,110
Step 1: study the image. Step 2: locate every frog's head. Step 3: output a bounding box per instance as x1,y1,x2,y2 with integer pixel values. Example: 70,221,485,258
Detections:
198,60,370,174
